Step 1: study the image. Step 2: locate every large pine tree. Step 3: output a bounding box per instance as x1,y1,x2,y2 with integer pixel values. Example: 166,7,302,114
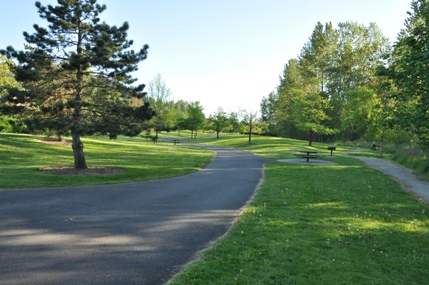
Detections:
1,0,154,169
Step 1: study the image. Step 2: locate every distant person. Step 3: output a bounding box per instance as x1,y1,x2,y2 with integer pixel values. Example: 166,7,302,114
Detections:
372,141,377,151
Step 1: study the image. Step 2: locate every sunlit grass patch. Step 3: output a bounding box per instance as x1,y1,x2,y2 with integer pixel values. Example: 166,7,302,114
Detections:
168,145,429,285
0,133,214,188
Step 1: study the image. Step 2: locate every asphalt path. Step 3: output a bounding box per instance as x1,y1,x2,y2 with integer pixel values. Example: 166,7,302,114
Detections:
355,156,429,203
0,145,271,285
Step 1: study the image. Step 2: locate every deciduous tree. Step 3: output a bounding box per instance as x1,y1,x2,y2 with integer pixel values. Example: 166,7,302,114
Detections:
208,107,229,138
240,109,258,144
147,74,174,137
377,0,429,148
340,87,380,141
183,101,205,139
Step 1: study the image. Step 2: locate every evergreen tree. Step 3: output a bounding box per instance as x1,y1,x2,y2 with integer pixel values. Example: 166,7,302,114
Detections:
1,0,154,169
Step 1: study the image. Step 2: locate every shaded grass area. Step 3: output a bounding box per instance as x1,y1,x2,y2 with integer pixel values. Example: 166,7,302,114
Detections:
0,133,214,188
168,134,429,285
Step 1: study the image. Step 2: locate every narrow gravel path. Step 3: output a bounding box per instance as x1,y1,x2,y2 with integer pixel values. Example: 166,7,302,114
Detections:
0,145,271,285
355,157,429,203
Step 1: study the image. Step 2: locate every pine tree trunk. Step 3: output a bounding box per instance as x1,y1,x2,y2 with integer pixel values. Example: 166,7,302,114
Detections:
248,122,252,144
72,133,87,169
71,12,87,170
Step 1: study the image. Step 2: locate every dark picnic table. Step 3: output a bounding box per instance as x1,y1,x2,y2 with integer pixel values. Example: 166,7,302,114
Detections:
294,150,320,162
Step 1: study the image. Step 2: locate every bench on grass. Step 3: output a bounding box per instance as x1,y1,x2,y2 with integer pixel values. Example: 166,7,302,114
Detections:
171,139,181,146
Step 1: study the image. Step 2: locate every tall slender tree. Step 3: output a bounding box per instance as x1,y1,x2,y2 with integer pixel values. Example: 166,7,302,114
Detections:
147,73,173,137
377,0,429,148
260,91,277,136
1,0,153,169
293,23,338,144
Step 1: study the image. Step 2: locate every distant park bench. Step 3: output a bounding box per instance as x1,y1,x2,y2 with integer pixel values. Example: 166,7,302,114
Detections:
171,139,181,146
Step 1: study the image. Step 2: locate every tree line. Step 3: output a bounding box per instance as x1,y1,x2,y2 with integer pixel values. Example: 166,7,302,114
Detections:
2,0,429,169
260,0,429,152
144,73,261,142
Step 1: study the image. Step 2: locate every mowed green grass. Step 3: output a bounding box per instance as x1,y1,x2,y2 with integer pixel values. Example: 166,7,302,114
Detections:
0,133,214,188
2,132,428,284
167,134,429,285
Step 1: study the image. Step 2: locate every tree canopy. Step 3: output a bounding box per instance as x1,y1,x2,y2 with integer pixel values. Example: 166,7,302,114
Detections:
1,0,154,169
377,0,429,148
265,21,390,144
183,101,205,139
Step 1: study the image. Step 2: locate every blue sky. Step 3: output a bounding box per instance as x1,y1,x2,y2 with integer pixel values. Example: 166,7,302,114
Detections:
1,0,411,116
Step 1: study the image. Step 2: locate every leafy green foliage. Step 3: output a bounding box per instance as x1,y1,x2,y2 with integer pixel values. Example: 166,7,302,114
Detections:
340,87,381,140
260,91,277,136
269,22,391,144
0,55,18,97
207,107,230,138
182,101,205,139
147,74,180,135
377,0,429,148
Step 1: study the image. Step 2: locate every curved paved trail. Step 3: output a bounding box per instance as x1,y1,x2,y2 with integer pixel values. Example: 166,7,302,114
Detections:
355,157,429,203
0,145,271,285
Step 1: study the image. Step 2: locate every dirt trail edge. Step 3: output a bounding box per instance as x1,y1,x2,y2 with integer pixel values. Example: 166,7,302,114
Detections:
355,156,429,203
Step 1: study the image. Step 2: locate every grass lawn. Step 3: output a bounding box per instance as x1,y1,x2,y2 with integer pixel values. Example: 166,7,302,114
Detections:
1,132,428,284
167,133,429,285
0,133,214,188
